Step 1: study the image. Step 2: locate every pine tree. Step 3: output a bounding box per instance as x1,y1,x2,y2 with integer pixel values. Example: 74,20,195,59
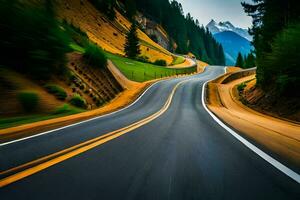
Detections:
235,52,244,68
124,23,141,58
244,53,256,68
218,44,226,65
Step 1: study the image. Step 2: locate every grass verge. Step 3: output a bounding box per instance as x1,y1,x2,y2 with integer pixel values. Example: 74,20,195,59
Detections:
106,52,196,82
0,104,83,129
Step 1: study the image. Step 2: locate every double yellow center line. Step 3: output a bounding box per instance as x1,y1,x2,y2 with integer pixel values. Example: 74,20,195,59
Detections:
0,80,188,188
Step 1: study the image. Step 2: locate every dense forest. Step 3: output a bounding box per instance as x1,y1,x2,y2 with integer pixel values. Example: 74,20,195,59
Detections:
135,0,225,65
242,0,300,96
92,0,225,65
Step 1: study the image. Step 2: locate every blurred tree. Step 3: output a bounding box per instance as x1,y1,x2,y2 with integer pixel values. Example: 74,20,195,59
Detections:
0,0,70,79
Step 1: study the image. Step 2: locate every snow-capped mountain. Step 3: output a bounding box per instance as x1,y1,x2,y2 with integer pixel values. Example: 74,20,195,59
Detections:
206,19,252,41
206,20,253,65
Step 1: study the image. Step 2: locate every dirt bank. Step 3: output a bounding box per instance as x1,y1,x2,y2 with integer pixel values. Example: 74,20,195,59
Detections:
240,79,300,122
207,70,300,168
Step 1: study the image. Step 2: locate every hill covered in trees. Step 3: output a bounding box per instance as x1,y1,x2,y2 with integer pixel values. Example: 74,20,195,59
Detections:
102,0,225,65
134,0,225,65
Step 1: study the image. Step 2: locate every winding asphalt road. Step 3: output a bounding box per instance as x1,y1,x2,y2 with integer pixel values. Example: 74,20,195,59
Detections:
0,66,299,199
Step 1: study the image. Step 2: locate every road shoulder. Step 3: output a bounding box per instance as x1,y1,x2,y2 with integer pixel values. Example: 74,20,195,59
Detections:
206,70,300,169
0,61,206,143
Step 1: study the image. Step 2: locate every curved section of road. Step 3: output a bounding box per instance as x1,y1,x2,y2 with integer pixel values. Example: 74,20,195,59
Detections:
0,66,299,199
203,80,300,184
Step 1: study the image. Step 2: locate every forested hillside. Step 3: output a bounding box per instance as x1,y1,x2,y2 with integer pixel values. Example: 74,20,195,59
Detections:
0,0,208,126
243,0,300,96
99,0,224,65
134,0,225,65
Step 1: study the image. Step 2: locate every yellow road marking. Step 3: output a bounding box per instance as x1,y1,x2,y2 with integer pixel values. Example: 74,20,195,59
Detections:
0,80,187,188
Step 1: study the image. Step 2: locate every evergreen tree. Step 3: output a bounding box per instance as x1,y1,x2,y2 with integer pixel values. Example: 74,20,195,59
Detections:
124,23,141,58
235,52,244,68
263,23,300,95
218,44,226,66
244,53,256,68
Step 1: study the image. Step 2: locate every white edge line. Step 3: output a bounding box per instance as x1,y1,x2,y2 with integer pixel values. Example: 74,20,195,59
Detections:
0,67,206,147
0,80,165,147
3,66,299,183
201,74,300,184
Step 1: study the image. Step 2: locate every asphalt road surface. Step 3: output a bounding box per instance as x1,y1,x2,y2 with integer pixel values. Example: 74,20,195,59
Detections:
0,66,299,199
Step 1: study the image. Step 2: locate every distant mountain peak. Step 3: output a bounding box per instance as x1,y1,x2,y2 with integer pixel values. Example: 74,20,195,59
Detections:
207,19,217,26
206,19,252,41
219,21,234,29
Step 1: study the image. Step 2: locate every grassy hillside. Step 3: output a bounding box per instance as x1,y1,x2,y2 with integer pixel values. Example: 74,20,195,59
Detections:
55,0,178,65
0,0,198,129
0,67,84,128
58,0,197,82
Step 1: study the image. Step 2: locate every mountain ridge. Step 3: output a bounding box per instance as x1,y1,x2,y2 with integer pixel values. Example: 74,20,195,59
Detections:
213,31,253,65
206,19,252,41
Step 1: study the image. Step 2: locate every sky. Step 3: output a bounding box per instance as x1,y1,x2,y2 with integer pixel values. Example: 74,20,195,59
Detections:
176,0,253,29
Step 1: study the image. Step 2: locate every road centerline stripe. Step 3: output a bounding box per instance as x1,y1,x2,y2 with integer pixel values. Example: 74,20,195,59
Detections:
0,80,188,188
0,79,165,147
